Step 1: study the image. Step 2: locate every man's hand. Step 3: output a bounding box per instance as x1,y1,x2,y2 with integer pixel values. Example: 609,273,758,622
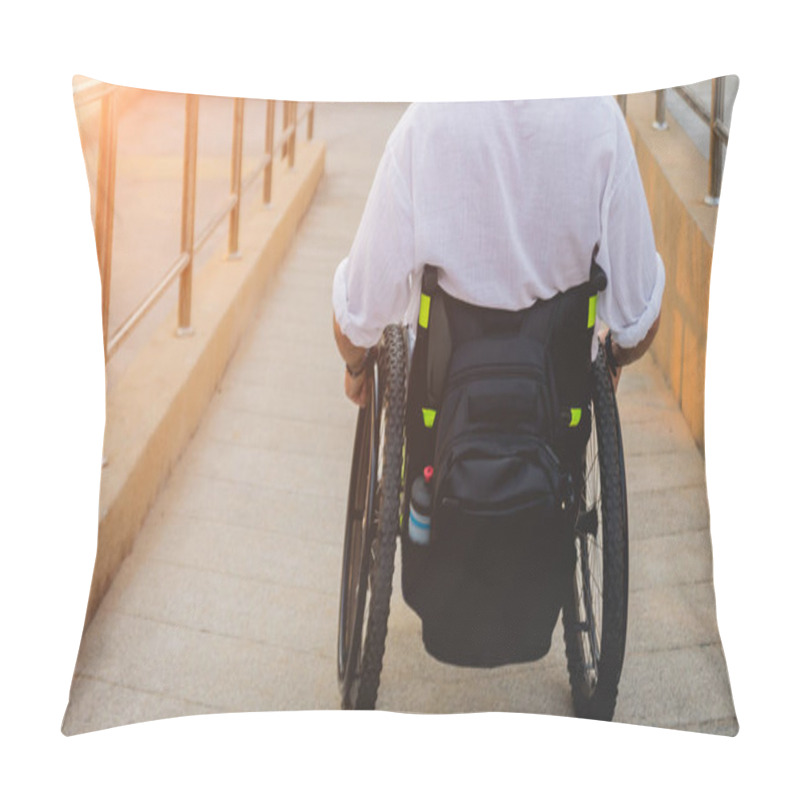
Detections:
599,313,660,393
344,369,370,408
599,329,622,392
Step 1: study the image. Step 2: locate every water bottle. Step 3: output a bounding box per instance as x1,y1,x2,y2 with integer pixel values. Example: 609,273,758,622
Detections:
408,466,434,545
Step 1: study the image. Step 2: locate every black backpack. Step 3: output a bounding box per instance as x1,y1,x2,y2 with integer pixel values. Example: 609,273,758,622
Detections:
401,263,606,667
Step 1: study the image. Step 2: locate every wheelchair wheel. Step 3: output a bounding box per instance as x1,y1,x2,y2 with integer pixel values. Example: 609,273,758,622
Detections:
562,343,629,721
337,325,407,710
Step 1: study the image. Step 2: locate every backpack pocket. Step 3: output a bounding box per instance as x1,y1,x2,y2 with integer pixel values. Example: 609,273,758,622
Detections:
436,432,566,530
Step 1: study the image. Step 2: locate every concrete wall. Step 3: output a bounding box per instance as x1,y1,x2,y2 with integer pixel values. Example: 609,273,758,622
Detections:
625,92,718,453
86,136,325,626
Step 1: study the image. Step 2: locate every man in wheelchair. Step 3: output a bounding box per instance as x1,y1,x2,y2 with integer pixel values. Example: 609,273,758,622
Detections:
332,100,663,716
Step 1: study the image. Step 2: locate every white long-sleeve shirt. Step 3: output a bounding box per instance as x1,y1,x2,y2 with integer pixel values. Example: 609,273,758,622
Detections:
333,99,664,350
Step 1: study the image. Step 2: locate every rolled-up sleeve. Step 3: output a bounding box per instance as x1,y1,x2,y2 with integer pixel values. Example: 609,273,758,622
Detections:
597,152,665,349
332,141,417,348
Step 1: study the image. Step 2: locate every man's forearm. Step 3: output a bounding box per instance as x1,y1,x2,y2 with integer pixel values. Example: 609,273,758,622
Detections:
611,312,661,367
333,315,373,407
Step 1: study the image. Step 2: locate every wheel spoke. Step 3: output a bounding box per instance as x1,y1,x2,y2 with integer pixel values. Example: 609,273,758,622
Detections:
576,505,598,536
572,398,606,686
581,543,601,672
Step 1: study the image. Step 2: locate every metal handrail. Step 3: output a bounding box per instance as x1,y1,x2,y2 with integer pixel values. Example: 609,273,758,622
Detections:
73,81,315,360
618,76,732,206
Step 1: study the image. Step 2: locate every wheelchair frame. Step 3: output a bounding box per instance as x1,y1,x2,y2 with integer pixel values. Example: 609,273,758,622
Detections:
336,323,628,720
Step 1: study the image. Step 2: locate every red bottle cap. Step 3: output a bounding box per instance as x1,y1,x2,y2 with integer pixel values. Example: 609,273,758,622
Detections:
423,466,434,483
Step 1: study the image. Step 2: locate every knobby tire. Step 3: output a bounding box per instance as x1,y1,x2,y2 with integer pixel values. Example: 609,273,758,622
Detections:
338,325,406,709
562,344,629,721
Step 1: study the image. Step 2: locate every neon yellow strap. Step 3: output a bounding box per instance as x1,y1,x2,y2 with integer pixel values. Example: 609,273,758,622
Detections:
587,295,597,329
569,408,582,427
422,408,437,428
419,294,431,329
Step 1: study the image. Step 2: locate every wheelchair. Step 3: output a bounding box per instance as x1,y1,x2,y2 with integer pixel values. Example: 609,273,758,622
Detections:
337,290,629,721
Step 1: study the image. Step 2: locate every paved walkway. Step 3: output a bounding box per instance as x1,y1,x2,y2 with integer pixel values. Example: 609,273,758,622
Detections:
62,102,737,735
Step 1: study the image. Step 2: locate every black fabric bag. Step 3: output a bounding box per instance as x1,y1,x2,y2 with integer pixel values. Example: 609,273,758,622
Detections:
401,263,605,667
432,319,573,536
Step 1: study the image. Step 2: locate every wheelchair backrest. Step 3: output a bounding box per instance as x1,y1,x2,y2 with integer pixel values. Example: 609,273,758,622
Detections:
406,261,606,479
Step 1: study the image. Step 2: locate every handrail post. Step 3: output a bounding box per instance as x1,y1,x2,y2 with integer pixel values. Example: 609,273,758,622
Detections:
307,102,315,140
653,89,668,130
281,100,288,159
95,89,118,358
288,101,297,168
178,94,199,335
705,77,725,206
264,99,275,204
228,97,245,257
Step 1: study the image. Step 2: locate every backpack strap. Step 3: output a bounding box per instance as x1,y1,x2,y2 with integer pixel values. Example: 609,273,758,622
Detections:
406,265,441,479
540,259,607,471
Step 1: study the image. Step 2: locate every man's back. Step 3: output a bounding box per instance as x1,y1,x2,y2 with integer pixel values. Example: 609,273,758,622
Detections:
392,99,626,307
334,98,663,355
